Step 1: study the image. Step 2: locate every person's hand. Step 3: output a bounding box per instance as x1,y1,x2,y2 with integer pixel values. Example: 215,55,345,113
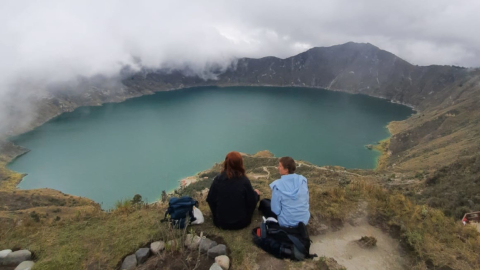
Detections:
254,189,261,195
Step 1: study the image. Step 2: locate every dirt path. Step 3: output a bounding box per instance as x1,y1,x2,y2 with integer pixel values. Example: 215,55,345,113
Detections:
311,218,409,270
298,162,365,177
262,166,271,180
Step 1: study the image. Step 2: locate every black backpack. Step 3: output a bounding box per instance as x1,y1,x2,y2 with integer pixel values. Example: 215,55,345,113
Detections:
252,221,317,261
161,196,198,229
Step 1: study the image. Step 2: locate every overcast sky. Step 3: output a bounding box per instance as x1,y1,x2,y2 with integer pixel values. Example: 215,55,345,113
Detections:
1,0,479,100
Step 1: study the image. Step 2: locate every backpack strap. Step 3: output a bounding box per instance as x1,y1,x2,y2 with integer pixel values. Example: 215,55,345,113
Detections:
161,210,169,223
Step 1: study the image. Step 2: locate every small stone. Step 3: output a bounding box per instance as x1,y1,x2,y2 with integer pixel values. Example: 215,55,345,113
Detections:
3,250,32,266
357,236,377,248
185,234,202,250
135,248,150,264
215,255,230,270
121,254,137,270
150,241,165,255
199,238,217,253
207,244,226,258
185,234,194,246
14,261,34,270
209,263,223,270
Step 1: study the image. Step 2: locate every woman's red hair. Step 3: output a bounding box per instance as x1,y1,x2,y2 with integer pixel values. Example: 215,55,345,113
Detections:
223,151,246,179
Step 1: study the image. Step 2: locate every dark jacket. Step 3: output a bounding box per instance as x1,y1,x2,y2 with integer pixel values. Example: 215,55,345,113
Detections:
206,172,259,230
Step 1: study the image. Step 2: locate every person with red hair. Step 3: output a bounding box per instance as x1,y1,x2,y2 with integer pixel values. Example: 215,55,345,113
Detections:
207,151,261,230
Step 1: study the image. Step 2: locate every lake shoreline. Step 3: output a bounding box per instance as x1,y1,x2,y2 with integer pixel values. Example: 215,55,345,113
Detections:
2,85,413,208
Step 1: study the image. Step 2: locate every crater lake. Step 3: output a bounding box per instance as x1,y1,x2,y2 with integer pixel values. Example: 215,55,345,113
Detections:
8,86,413,208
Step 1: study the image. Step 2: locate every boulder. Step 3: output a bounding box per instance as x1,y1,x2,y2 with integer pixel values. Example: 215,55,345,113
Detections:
207,244,226,259
215,255,230,270
199,238,217,253
135,248,150,264
14,261,35,270
3,250,32,266
209,263,223,270
150,241,165,255
185,234,202,250
121,254,137,270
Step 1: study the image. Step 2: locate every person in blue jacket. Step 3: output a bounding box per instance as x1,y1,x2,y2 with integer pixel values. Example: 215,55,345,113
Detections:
259,156,310,227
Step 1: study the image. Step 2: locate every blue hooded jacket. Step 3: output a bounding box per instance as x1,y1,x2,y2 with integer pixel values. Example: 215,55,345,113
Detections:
270,173,310,227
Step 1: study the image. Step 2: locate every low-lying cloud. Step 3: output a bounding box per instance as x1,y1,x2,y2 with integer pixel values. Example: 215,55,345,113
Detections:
1,0,479,135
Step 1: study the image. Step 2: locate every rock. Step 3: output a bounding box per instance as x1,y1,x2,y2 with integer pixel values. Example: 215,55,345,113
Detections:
121,254,137,270
199,238,217,253
185,234,202,250
185,234,194,246
207,244,226,258
150,241,165,255
0,249,12,259
0,249,12,264
135,248,150,264
209,263,223,270
357,236,377,248
14,261,34,270
215,255,230,270
318,258,346,270
3,250,32,266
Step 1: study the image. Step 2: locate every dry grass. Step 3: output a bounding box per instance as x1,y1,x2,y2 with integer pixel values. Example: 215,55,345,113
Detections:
0,162,25,191
373,139,390,172
350,180,480,270
2,152,480,269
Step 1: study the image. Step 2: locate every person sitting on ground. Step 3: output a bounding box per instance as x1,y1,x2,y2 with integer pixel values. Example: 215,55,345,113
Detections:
207,151,261,230
259,156,310,227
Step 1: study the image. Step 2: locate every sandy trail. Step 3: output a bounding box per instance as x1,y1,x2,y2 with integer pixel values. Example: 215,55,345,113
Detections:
311,219,409,270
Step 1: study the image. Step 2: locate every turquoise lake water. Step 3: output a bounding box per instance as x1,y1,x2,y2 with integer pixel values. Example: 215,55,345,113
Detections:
8,86,413,208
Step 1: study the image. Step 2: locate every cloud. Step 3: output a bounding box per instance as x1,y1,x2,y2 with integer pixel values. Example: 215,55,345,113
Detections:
1,0,479,135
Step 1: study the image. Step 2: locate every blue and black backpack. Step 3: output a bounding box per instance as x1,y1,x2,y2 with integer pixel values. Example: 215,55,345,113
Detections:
161,196,198,229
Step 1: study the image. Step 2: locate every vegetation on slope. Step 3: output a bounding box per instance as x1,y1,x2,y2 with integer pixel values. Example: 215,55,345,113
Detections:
410,154,480,219
1,153,479,269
